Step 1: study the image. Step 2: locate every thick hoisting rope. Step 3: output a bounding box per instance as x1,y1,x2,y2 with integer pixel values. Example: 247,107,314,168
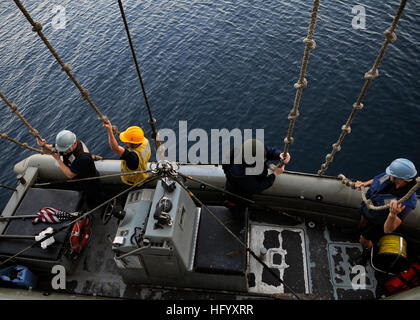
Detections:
0,93,104,158
318,0,408,176
280,0,320,166
0,92,54,154
117,0,162,153
0,92,41,140
12,0,119,135
338,173,420,211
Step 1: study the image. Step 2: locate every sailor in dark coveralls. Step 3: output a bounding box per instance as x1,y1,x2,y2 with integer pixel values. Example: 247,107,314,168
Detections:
37,130,105,209
222,139,290,209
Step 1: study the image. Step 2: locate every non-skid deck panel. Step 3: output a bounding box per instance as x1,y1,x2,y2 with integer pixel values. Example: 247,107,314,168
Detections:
328,243,376,298
194,206,248,275
0,188,83,261
248,224,309,295
304,219,377,299
247,216,379,300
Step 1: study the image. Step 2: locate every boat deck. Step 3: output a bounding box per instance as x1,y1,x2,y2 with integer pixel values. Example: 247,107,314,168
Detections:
28,202,390,300
0,181,400,300
247,208,387,300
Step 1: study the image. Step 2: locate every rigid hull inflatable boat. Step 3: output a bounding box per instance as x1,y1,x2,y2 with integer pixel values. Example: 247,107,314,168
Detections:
0,154,419,300
1,0,418,301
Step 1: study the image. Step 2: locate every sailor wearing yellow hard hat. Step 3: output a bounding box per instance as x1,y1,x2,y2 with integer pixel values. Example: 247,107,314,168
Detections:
103,120,151,185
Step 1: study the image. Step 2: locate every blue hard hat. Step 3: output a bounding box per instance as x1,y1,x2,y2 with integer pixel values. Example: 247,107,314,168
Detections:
386,158,417,179
55,130,77,152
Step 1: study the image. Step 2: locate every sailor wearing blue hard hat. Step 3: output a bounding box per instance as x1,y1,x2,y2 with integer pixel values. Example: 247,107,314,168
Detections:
385,158,417,180
352,158,418,265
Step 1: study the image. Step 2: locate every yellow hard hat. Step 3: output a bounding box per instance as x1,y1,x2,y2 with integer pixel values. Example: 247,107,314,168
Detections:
119,126,145,144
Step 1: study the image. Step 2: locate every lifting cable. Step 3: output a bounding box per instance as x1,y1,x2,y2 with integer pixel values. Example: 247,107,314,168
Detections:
279,0,320,167
318,0,408,176
0,91,53,154
12,0,119,135
37,165,300,223
117,0,162,152
338,173,420,211
178,172,302,224
34,169,151,186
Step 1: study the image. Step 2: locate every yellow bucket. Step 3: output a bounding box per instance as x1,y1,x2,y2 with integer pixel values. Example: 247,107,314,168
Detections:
378,234,407,259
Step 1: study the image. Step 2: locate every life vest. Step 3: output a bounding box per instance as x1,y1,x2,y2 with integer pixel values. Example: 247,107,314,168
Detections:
384,262,420,295
70,216,91,254
361,172,417,224
61,139,97,178
121,138,151,185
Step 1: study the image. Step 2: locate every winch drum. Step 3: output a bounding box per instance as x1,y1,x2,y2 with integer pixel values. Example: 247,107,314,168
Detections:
372,234,409,274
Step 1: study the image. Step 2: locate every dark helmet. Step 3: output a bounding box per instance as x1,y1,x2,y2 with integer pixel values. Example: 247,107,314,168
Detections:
242,139,266,164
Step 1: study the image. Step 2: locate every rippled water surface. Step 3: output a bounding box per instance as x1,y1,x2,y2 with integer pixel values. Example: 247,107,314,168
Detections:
0,0,419,209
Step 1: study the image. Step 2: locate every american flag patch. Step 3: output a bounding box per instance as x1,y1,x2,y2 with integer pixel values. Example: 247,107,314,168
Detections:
32,207,76,224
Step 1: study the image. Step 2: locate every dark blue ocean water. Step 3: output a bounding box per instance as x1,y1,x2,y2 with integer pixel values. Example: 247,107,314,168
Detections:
0,0,419,210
